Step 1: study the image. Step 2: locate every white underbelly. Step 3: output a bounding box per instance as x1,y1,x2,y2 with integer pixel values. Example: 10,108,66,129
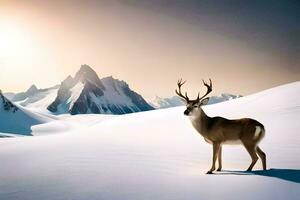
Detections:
204,137,242,145
222,140,242,145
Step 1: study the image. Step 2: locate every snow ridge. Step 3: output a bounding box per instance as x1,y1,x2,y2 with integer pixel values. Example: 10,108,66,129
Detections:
0,90,51,135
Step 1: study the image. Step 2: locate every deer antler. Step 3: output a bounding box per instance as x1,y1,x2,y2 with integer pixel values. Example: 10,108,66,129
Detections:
198,79,212,100
175,79,189,102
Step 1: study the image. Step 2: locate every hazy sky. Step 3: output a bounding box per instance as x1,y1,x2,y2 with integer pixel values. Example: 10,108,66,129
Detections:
0,0,299,98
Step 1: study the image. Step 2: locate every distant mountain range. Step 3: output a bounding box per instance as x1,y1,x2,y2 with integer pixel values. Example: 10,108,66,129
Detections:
3,64,241,114
9,85,60,112
5,65,154,115
147,93,242,109
147,96,183,109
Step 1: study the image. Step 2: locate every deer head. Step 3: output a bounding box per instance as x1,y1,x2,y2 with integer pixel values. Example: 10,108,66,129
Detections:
175,79,212,116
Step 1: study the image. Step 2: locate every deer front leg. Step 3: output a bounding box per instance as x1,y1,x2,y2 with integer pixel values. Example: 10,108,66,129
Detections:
207,142,220,174
217,145,222,171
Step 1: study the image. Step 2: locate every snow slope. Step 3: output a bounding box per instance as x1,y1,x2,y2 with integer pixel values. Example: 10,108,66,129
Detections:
14,85,59,113
0,92,52,136
0,81,299,199
3,92,15,100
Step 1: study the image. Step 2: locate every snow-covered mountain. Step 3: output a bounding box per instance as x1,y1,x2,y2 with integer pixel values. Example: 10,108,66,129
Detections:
12,84,39,102
11,85,60,112
0,82,299,199
3,92,15,100
147,96,184,109
0,90,51,136
208,93,242,105
148,93,242,109
47,64,153,114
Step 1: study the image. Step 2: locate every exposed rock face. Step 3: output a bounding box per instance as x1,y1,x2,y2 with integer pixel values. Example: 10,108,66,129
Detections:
73,64,105,90
0,90,18,112
47,65,153,115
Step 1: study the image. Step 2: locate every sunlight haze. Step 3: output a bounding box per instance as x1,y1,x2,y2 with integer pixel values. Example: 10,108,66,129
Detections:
0,0,299,98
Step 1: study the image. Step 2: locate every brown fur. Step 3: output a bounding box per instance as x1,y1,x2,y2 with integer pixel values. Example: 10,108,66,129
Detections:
189,107,266,174
176,79,266,174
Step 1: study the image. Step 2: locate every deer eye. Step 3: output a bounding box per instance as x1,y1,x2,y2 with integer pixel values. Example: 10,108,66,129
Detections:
193,105,197,108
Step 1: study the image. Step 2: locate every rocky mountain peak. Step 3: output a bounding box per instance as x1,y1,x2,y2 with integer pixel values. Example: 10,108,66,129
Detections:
26,64,154,115
74,64,105,90
26,85,38,95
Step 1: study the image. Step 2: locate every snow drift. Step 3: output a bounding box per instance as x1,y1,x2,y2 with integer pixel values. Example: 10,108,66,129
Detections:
0,81,299,200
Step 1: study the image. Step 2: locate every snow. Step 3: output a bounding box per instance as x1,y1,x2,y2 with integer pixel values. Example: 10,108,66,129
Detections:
15,87,59,113
147,95,183,109
147,93,241,109
31,114,115,136
0,81,299,199
3,92,15,100
90,77,138,113
207,93,241,105
67,82,84,109
0,96,53,135
45,67,153,114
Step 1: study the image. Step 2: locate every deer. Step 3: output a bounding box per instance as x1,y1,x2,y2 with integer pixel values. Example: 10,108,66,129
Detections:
175,79,266,174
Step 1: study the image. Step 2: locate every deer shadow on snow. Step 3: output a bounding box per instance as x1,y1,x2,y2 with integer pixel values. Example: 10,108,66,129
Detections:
216,168,300,184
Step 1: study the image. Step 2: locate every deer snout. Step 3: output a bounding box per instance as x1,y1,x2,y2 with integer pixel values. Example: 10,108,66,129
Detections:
184,109,189,115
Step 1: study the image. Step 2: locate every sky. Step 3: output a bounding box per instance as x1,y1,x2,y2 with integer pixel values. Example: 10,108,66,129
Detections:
0,0,299,98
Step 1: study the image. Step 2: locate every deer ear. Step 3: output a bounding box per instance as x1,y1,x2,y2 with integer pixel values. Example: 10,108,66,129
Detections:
201,97,210,105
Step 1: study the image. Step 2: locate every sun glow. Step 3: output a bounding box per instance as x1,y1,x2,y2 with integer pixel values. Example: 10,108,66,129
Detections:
0,18,38,66
0,17,47,92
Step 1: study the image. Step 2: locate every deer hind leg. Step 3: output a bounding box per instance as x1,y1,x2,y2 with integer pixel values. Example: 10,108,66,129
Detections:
217,146,222,171
207,142,220,174
244,144,258,171
256,146,267,170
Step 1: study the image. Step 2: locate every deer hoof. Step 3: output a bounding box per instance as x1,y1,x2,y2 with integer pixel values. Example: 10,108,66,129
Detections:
216,168,222,171
206,171,213,174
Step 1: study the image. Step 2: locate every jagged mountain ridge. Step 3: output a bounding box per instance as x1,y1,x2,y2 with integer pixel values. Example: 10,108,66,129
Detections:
47,65,154,115
9,85,60,112
147,96,183,109
11,84,39,102
148,93,242,109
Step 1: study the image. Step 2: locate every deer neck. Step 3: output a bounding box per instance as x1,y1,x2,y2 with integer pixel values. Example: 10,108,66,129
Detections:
189,107,210,136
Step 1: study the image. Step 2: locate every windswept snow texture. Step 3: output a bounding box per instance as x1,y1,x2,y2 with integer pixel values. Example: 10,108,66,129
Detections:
48,65,153,114
0,82,300,199
0,92,51,135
